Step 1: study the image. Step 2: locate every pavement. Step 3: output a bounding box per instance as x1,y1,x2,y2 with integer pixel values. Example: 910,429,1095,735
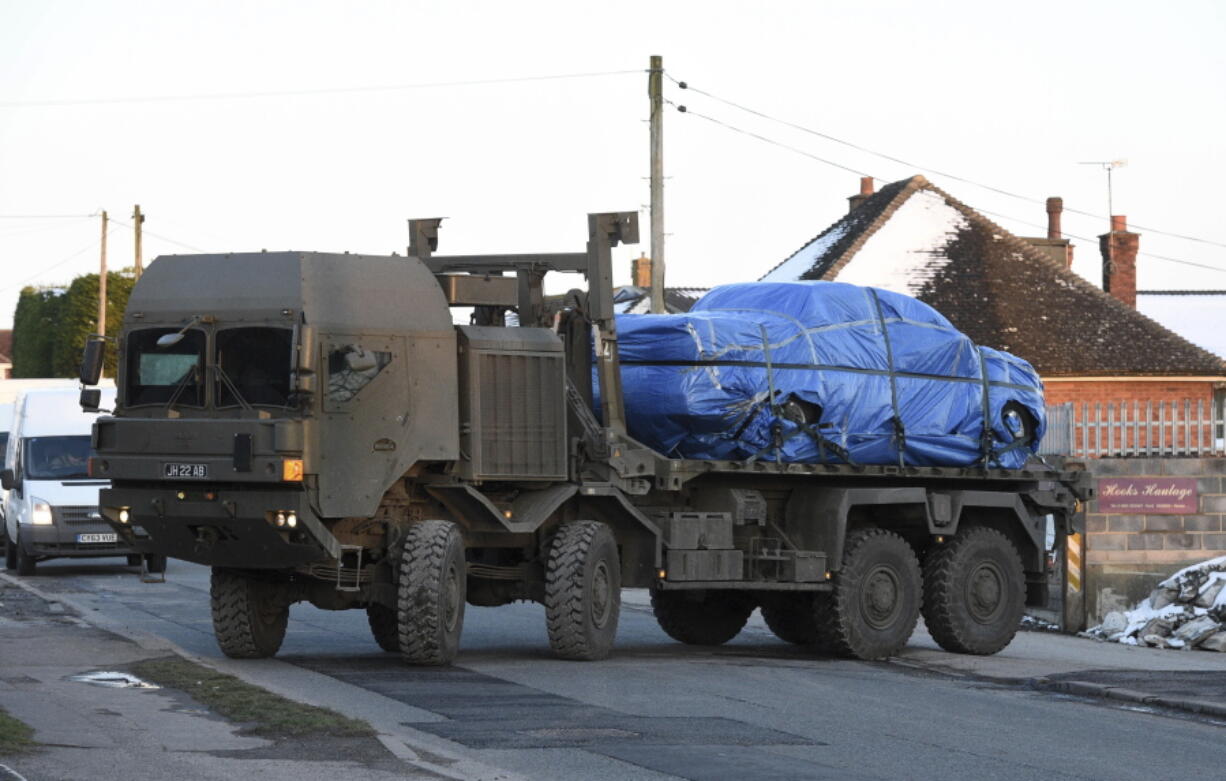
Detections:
2,564,1226,780
0,573,524,781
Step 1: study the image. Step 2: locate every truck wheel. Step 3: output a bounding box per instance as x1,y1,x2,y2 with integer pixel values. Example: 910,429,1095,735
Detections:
397,520,466,666
14,529,35,576
761,593,823,647
4,536,16,571
366,604,399,653
815,528,920,660
144,554,167,574
922,526,1024,655
210,568,288,659
651,589,754,646
545,520,621,660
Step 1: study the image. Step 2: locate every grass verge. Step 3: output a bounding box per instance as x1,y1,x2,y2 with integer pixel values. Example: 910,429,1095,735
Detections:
0,707,37,755
132,657,374,738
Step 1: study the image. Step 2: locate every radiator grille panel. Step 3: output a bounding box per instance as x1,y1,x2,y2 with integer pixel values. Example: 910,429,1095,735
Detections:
476,352,566,480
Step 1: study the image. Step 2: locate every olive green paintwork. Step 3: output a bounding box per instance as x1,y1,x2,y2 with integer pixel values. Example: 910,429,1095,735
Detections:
109,251,459,519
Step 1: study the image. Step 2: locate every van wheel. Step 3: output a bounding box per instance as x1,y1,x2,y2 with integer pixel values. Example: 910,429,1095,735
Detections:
922,527,1024,655
14,529,35,576
367,603,399,653
651,589,754,646
144,554,167,575
4,536,16,571
210,568,288,658
397,520,466,666
545,521,621,660
815,528,921,660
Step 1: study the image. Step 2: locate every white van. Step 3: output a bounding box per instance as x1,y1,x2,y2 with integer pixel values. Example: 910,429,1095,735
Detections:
1,387,161,575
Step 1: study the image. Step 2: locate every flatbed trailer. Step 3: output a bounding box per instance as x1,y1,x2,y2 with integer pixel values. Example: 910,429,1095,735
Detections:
80,211,1091,664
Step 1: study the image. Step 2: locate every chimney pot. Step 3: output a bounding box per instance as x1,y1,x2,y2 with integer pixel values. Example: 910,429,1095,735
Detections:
1045,196,1063,240
848,177,876,212
1111,215,1127,232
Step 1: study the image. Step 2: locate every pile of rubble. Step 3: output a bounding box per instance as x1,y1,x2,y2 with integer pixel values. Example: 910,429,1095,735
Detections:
1084,555,1226,652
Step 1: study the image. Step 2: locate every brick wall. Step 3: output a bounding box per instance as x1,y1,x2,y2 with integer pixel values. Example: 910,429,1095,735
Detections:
1083,457,1226,625
1045,380,1215,408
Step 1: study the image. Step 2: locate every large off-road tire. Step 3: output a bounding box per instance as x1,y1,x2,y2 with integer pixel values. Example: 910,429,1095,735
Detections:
397,520,466,666
545,520,621,661
210,568,289,658
815,528,921,660
366,603,399,653
4,535,16,571
922,526,1025,655
651,589,755,646
761,593,823,646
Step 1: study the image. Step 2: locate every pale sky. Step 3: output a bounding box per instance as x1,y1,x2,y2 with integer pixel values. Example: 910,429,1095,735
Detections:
1,0,1224,330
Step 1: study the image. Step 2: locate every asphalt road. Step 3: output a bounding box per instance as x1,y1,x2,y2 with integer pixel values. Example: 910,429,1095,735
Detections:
16,556,1226,781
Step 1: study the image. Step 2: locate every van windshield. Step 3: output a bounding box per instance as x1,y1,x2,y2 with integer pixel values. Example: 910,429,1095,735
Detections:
127,328,206,406
25,435,91,480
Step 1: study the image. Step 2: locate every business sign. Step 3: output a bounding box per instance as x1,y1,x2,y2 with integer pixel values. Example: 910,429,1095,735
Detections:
1097,477,1198,514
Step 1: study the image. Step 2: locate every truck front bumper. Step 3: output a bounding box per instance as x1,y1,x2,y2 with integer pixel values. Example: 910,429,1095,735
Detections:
99,485,334,569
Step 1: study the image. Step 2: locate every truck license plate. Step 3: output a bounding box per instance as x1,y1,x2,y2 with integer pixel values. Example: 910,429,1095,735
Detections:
77,533,117,544
164,463,208,478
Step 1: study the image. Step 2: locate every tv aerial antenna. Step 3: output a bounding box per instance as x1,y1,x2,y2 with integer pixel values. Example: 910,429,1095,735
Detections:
1078,159,1128,226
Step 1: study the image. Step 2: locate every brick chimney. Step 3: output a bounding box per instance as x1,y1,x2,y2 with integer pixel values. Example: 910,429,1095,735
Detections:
1023,196,1074,268
631,254,652,288
847,177,874,212
1100,215,1139,308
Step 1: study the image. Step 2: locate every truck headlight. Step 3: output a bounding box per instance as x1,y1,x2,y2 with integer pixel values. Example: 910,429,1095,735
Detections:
31,500,53,525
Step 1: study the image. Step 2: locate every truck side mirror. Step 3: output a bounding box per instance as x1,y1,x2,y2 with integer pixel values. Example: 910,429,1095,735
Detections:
0,469,14,492
80,335,107,385
80,388,102,412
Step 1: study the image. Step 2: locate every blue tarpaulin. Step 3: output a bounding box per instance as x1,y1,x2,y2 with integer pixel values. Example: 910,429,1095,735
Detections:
610,281,1045,469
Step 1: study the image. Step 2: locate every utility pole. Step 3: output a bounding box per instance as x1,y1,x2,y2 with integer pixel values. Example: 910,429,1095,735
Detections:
98,210,108,337
648,54,665,314
132,204,145,279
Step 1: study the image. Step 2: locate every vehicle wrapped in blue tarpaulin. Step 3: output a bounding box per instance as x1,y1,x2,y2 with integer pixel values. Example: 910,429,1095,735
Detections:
611,281,1045,469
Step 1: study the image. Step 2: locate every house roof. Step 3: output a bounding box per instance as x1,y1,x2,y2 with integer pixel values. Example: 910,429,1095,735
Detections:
1137,291,1226,360
613,286,707,314
759,175,1226,378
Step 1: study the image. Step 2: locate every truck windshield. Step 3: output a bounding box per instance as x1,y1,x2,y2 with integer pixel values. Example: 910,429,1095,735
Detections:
25,435,91,480
215,327,293,407
127,328,206,406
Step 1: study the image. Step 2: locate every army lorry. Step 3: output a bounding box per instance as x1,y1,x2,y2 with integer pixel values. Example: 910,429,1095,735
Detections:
78,212,1089,665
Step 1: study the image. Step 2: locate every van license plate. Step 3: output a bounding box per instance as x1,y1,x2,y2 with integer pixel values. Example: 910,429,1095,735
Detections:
164,463,208,478
77,533,117,544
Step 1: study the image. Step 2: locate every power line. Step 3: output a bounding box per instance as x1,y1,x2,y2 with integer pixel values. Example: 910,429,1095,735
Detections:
0,213,96,219
108,218,207,253
666,73,1226,250
668,101,872,179
669,99,1226,276
0,69,644,109
0,239,100,295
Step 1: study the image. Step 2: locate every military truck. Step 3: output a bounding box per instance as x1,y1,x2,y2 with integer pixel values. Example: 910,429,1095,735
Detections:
79,212,1089,665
